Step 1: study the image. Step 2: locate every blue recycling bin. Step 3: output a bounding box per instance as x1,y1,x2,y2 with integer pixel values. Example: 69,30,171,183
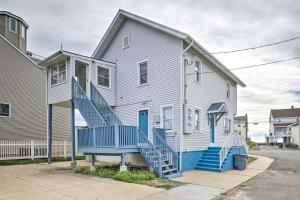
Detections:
234,154,248,170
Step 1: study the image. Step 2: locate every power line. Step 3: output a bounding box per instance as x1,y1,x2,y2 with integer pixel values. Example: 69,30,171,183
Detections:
186,56,300,76
238,91,298,98
211,36,300,54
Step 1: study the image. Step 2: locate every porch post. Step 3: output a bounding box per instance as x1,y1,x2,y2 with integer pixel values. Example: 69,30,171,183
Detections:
120,153,127,172
71,100,76,166
47,104,53,164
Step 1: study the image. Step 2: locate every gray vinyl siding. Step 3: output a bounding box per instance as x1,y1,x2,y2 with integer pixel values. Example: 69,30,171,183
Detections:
90,62,116,106
98,19,182,151
0,15,5,35
183,47,237,151
47,59,72,105
0,36,71,140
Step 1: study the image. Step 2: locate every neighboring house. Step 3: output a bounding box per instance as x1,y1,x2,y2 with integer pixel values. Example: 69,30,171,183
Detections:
267,106,300,146
234,114,248,139
288,122,300,148
41,10,247,178
0,11,70,140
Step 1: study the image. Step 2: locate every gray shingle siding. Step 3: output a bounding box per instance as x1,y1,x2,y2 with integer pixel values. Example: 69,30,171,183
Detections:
97,19,183,150
0,36,71,140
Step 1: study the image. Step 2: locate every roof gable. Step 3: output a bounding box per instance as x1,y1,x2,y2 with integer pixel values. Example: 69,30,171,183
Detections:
92,9,246,87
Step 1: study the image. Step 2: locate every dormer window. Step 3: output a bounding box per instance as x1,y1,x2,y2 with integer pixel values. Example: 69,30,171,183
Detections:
9,17,17,33
123,34,129,49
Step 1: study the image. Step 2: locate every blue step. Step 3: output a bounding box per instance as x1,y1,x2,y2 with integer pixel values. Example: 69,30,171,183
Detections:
197,162,219,168
195,166,222,172
198,159,219,165
195,146,232,173
201,156,219,161
203,152,219,157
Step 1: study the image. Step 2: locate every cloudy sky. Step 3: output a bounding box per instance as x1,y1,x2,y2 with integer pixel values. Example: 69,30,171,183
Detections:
2,0,300,137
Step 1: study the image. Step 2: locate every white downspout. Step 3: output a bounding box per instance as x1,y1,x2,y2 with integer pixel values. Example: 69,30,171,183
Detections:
180,40,193,171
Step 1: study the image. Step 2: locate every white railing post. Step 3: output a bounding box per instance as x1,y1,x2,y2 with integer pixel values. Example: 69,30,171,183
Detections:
63,140,67,158
31,140,35,160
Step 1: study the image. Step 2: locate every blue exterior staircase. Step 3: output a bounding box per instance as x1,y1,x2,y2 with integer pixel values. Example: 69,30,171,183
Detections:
195,147,232,172
73,78,180,179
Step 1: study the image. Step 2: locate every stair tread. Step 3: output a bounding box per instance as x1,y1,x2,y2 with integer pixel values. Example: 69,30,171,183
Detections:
162,168,177,173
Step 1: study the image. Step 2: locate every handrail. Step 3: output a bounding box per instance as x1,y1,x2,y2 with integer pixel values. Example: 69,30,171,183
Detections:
137,128,163,178
219,133,247,168
153,128,179,159
153,128,179,173
72,78,106,127
90,82,122,126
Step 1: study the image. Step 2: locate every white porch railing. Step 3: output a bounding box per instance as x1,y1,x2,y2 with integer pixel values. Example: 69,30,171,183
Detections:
0,140,72,160
219,133,247,168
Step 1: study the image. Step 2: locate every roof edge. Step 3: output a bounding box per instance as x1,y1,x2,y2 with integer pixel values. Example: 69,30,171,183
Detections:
0,34,44,71
0,11,29,28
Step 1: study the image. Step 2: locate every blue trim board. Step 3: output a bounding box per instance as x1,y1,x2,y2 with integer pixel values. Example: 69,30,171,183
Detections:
182,150,205,171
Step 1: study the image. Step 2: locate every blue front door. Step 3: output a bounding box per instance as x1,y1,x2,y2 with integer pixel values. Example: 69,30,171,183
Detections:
139,110,148,137
210,115,215,143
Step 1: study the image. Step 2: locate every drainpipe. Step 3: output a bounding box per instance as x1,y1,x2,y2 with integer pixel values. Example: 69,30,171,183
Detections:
179,40,194,171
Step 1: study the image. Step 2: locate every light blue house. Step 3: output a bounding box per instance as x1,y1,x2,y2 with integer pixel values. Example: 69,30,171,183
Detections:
40,10,247,179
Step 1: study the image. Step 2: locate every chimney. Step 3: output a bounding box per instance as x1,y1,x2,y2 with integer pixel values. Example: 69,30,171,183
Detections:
291,105,294,109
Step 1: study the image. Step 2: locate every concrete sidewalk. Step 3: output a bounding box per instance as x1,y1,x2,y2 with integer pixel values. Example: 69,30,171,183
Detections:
0,156,272,200
167,155,273,200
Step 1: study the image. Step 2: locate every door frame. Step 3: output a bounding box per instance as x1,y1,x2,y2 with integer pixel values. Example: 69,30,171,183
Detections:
74,58,90,96
137,107,150,140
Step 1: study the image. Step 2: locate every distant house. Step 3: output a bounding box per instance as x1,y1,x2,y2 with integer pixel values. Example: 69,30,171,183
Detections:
234,114,248,139
0,11,70,140
267,106,300,146
41,9,247,178
288,122,300,148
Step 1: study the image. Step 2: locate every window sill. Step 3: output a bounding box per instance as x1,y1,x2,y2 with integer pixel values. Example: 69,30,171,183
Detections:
138,83,149,88
50,80,68,88
96,85,112,90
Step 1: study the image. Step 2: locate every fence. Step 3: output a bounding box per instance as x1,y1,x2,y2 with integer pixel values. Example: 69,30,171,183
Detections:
0,140,72,160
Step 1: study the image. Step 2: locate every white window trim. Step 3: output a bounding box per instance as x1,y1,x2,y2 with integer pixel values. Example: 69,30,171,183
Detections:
21,24,25,38
137,59,149,87
97,65,111,89
0,102,11,118
194,107,202,133
224,117,231,134
160,104,174,132
9,17,17,33
194,57,203,84
50,59,68,87
226,80,231,99
122,34,130,49
136,107,150,140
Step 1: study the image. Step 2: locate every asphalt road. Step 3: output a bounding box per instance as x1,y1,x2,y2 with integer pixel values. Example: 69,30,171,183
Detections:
216,147,300,200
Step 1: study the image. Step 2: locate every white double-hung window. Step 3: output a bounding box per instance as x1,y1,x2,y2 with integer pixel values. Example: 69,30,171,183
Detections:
226,80,231,99
139,61,148,85
161,105,173,131
194,108,201,132
224,117,231,134
195,59,202,83
50,61,66,86
97,66,110,88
